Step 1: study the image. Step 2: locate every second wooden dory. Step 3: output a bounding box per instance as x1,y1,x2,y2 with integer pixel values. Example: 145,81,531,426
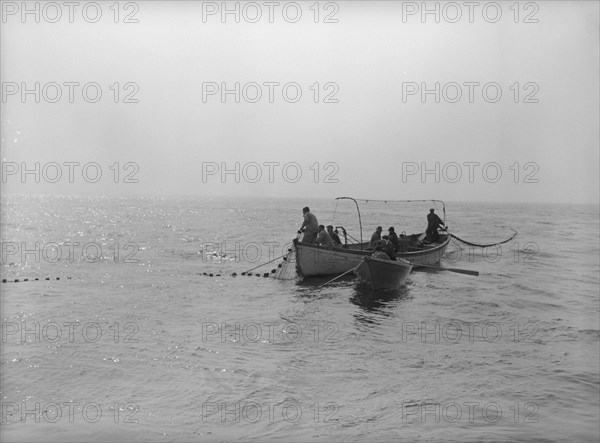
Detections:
354,255,413,290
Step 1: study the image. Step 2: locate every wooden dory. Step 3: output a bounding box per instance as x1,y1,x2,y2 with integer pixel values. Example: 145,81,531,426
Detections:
354,255,413,290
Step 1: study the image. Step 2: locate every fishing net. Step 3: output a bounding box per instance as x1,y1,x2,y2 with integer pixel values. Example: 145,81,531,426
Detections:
273,247,297,280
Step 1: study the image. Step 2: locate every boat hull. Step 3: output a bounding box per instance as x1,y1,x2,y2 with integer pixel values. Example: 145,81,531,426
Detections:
354,256,413,290
294,234,450,277
294,241,369,277
396,234,451,266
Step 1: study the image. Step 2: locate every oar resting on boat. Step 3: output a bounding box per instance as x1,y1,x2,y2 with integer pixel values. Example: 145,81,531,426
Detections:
319,258,479,288
412,263,479,276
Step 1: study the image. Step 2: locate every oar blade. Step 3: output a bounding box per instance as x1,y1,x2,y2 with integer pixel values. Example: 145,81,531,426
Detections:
445,267,479,276
414,263,479,276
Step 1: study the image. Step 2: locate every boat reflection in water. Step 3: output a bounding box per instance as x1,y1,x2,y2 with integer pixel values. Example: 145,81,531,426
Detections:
350,283,412,317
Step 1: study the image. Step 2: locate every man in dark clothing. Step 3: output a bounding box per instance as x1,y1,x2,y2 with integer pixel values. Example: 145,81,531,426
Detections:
372,242,390,260
327,225,342,246
383,240,397,260
426,208,445,243
388,227,400,249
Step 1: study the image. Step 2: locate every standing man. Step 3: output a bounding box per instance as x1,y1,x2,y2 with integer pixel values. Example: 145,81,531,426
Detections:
370,226,383,248
426,208,445,243
298,206,319,244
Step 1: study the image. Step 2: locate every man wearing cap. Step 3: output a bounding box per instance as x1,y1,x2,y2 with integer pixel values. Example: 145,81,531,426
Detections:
426,208,446,243
370,226,383,248
298,206,319,244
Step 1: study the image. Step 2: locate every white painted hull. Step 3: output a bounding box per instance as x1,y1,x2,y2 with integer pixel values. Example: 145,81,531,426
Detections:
294,242,369,277
354,256,413,290
294,234,450,277
398,235,451,266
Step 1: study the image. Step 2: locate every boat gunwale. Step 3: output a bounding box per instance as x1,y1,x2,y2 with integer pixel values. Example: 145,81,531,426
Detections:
293,240,372,256
396,234,451,257
294,233,451,257
363,255,413,269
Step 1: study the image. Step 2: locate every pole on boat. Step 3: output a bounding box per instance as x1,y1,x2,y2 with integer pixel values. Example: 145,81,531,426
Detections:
241,254,286,275
413,263,479,276
335,197,363,248
319,267,356,287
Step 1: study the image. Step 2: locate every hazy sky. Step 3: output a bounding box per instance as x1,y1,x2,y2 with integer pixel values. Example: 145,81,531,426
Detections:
1,0,598,203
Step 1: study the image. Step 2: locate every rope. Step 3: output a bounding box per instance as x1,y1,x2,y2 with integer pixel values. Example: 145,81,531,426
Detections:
450,229,518,248
345,232,360,244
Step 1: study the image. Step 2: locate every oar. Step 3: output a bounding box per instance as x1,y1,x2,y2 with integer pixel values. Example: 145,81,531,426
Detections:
242,254,286,275
412,263,479,276
319,267,356,287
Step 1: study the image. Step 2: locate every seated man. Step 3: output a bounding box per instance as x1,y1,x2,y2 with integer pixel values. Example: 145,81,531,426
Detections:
371,242,390,260
327,225,343,247
314,224,334,247
383,240,397,260
387,227,400,249
370,226,383,248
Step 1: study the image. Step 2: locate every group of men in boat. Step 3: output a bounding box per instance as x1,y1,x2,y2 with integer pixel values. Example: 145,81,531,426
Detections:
298,206,446,256
297,207,343,247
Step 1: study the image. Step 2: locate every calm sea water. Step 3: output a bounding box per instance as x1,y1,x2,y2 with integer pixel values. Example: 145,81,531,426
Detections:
1,195,599,442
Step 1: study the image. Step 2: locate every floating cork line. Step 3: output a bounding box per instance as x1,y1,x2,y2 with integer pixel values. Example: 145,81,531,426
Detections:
198,248,296,280
200,271,274,278
1,276,72,284
199,258,289,279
